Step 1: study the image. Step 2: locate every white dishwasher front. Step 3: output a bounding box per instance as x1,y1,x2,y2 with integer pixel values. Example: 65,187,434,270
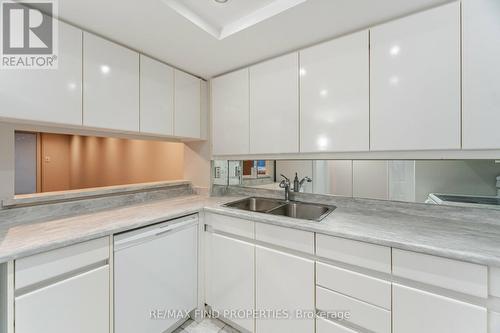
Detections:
114,214,198,333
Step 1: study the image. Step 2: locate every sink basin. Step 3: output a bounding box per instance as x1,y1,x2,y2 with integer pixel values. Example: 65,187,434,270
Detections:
224,197,285,213
268,201,335,222
223,197,336,222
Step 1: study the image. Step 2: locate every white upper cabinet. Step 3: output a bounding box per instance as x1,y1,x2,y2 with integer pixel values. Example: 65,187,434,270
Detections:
83,32,140,132
370,3,461,151
300,30,369,153
249,53,299,154
0,20,82,126
463,0,500,149
174,70,201,139
212,69,250,155
139,55,174,136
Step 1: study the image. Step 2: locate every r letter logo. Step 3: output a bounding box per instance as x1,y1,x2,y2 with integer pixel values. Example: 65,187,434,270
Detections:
1,0,58,69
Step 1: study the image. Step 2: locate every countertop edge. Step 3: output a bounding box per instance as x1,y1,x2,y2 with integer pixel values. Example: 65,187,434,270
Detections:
2,197,500,268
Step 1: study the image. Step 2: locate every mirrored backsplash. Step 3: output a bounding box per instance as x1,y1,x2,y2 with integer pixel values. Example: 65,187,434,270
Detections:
212,160,500,210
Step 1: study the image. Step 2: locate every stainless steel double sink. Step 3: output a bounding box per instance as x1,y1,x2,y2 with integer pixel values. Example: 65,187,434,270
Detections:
223,197,336,222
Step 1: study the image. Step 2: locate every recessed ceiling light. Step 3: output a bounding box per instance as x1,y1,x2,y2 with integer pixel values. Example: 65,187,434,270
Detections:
214,0,228,3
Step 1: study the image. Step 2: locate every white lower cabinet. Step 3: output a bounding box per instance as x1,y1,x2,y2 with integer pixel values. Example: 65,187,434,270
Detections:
392,283,487,333
114,218,198,333
255,246,314,333
316,316,358,333
205,233,255,332
15,265,109,333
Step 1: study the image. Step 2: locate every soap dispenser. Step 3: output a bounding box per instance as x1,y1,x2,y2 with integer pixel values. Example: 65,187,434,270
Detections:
293,172,299,193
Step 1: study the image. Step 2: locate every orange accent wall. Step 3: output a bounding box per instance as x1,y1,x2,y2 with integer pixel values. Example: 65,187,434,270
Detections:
40,134,184,192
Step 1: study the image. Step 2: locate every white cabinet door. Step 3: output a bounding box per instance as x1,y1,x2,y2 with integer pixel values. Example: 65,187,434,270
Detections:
212,69,249,155
83,32,139,132
250,53,299,154
206,233,254,332
0,20,82,125
174,70,201,139
393,284,487,333
300,30,369,152
15,266,109,333
463,0,500,149
140,55,174,136
370,3,461,151
256,246,314,333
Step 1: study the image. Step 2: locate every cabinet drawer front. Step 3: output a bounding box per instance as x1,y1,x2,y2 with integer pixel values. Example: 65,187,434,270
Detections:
205,213,254,239
392,249,487,298
317,316,358,333
316,286,391,333
15,237,109,290
316,234,391,273
317,262,391,309
15,265,109,333
393,283,487,333
256,223,314,254
490,267,500,298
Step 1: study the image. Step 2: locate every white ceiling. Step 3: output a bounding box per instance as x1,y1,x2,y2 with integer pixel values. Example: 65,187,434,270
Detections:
53,0,453,79
162,0,308,40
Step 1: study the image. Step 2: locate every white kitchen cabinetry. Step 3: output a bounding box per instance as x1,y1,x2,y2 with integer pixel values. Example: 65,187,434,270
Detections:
174,70,201,139
139,55,174,136
256,246,314,333
393,284,487,333
206,233,255,332
370,2,461,151
0,20,82,126
212,69,250,155
300,30,369,152
462,0,500,149
14,238,110,333
15,266,109,333
83,32,140,132
114,216,198,333
249,53,299,154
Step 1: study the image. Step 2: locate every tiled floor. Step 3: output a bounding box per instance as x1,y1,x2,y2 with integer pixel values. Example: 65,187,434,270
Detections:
173,318,240,333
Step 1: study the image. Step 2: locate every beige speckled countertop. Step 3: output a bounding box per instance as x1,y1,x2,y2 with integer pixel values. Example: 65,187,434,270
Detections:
2,191,500,267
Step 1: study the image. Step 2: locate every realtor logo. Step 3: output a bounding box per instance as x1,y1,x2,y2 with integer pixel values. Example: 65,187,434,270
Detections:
1,0,58,69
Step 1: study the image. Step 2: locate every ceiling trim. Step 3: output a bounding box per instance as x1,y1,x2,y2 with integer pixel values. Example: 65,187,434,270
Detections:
162,0,309,40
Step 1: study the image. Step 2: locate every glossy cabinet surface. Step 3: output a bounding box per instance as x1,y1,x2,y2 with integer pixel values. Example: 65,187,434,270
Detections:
174,70,201,139
206,233,254,332
393,284,487,333
15,266,109,333
0,20,82,125
370,3,461,151
115,224,197,333
212,69,250,155
83,32,139,132
139,55,174,136
300,30,369,152
256,246,314,333
462,0,500,149
249,53,299,154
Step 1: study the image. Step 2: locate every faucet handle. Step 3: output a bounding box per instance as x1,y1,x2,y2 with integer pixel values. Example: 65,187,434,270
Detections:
280,174,290,182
